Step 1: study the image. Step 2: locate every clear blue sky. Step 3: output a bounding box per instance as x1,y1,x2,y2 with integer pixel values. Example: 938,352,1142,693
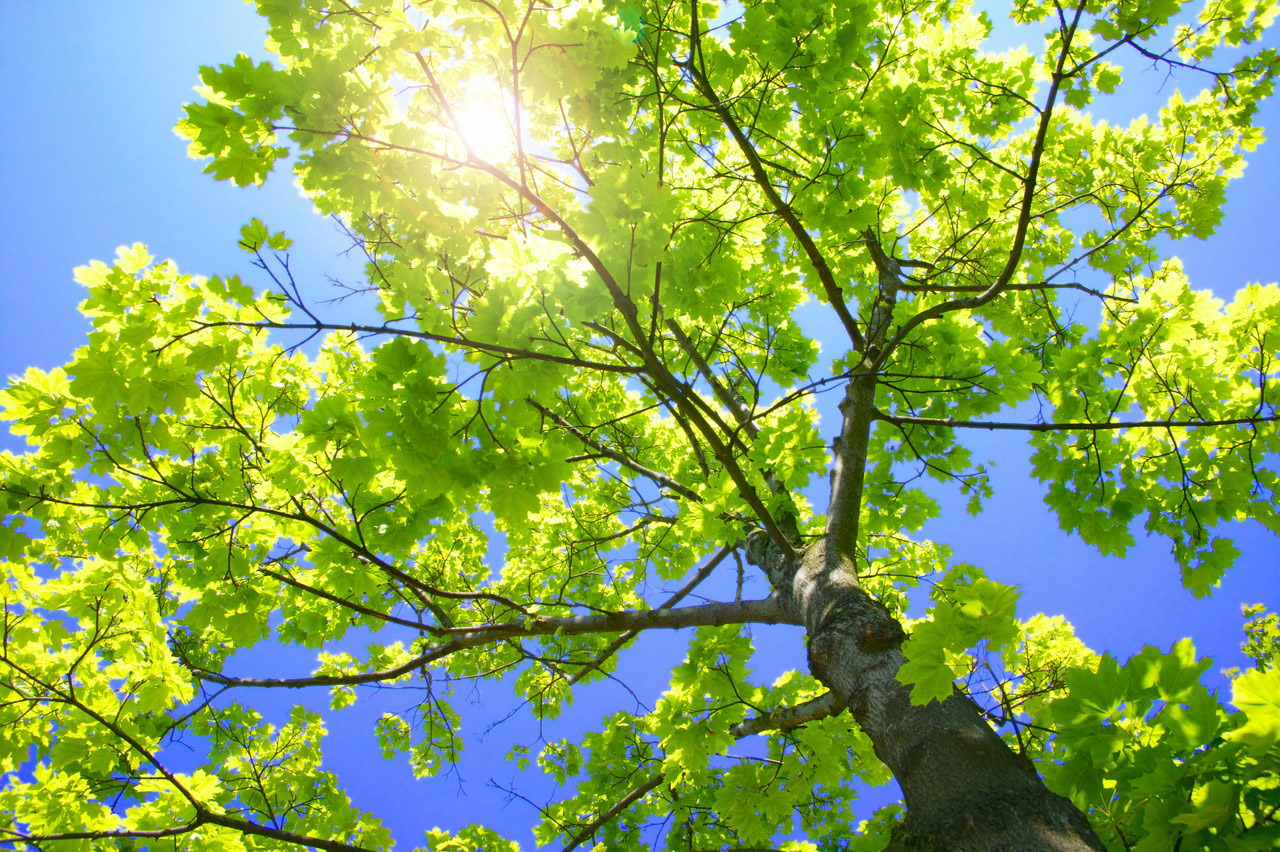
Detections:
1,2,1277,848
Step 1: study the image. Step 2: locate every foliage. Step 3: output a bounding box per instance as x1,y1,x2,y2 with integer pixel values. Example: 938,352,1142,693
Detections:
1035,640,1280,850
2,0,1279,849
1241,603,1280,671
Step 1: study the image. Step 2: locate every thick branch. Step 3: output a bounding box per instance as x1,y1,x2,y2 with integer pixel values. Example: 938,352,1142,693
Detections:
567,544,732,686
728,690,845,738
825,368,878,567
196,598,798,688
824,230,904,567
464,117,796,558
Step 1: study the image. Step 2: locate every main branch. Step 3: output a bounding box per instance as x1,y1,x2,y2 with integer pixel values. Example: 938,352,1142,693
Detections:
196,598,799,688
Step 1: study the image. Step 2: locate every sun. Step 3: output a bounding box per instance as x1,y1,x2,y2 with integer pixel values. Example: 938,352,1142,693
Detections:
451,81,518,163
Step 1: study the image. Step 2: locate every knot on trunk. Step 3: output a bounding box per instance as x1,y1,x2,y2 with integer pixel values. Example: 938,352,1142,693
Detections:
788,541,907,713
744,525,793,592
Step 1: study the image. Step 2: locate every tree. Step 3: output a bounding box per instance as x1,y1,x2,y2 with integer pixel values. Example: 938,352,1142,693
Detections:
1,0,1278,848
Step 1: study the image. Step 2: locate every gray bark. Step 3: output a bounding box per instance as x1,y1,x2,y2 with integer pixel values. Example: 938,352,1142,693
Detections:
749,534,1103,851
742,227,1107,848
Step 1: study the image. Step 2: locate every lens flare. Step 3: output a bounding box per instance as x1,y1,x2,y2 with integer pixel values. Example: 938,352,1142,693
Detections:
453,83,516,162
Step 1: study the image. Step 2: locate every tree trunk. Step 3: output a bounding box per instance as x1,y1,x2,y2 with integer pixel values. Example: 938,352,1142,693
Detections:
761,541,1104,850
742,248,1105,847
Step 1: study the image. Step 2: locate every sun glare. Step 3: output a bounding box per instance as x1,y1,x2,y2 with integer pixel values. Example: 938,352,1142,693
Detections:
453,83,517,162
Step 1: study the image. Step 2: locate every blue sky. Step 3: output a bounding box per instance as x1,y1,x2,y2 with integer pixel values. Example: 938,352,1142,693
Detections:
0,2,1277,848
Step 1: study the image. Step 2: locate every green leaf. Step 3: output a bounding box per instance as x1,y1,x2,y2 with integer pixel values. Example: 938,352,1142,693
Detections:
1227,667,1280,756
240,218,269,250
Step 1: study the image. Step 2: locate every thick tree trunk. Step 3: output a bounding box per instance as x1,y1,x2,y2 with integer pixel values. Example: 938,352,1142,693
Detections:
762,541,1103,850
748,243,1104,847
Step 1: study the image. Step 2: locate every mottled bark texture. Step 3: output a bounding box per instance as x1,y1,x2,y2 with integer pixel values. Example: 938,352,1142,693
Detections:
749,539,1103,850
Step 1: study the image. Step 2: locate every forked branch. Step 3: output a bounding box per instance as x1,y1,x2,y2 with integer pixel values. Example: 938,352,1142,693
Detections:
680,0,865,353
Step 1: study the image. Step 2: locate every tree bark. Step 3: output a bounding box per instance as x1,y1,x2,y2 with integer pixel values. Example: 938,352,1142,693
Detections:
747,227,1106,847
752,539,1103,850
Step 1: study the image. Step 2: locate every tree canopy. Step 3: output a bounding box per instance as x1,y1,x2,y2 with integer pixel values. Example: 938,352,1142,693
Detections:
2,0,1279,849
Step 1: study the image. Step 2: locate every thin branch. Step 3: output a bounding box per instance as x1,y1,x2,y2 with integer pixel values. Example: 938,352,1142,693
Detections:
874,411,1280,432
527,398,700,501
680,13,865,352
561,689,845,851
198,811,377,852
898,279,1137,304
0,823,202,846
257,566,434,632
665,318,758,438
662,317,801,541
877,0,1088,367
288,72,798,560
180,318,638,375
561,774,665,852
0,655,376,852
